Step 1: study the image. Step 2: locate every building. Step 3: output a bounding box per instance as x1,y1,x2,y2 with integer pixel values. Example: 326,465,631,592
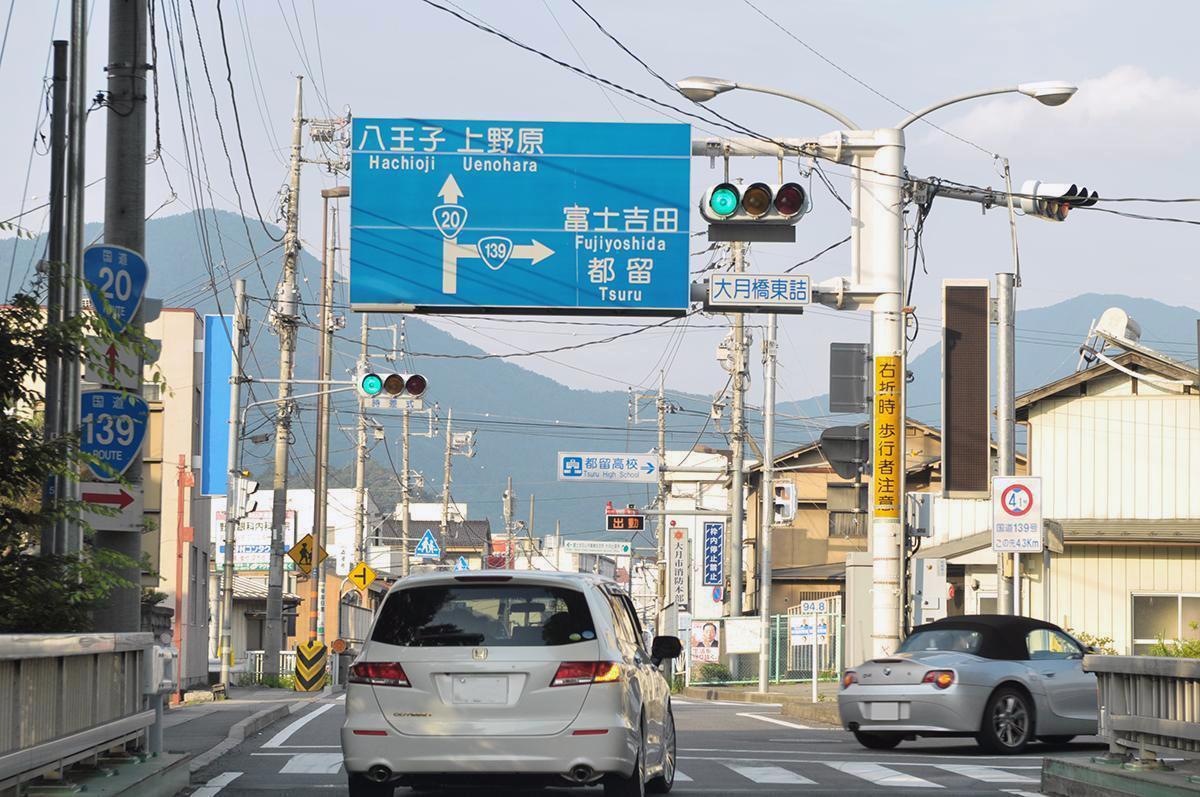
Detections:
915,346,1200,653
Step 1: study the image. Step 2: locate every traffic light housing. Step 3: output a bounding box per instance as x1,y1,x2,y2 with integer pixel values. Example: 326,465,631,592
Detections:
357,365,427,401
235,471,260,518
1019,180,1098,222
700,181,810,224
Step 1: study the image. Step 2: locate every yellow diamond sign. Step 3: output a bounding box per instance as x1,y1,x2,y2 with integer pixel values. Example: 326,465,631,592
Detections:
348,561,377,591
287,533,327,576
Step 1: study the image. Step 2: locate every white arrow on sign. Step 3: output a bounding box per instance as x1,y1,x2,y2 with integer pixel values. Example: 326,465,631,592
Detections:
436,174,556,294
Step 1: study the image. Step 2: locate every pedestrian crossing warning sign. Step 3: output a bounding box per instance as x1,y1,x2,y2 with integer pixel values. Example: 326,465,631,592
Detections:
294,640,327,692
414,528,441,559
348,561,377,591
287,533,328,576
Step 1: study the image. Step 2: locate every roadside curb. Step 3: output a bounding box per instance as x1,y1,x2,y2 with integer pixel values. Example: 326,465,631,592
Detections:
186,697,320,774
681,686,841,726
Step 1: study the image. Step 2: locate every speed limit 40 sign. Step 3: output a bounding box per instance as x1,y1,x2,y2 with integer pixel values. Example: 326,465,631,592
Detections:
992,476,1043,553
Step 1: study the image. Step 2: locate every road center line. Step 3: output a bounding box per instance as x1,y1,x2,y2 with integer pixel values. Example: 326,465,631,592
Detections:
192,771,242,797
262,703,336,748
736,712,811,730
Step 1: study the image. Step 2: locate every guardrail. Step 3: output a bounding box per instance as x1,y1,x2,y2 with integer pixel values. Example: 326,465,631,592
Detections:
1085,654,1200,764
0,633,167,793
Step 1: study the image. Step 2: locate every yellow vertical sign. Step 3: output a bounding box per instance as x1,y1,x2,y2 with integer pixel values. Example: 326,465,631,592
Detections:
873,355,902,518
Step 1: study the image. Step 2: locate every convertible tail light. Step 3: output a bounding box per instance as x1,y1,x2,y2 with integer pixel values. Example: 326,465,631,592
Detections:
841,670,858,689
349,661,411,687
922,669,955,689
551,661,621,687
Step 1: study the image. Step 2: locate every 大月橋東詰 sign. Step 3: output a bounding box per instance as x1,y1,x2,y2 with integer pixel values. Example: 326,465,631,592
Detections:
349,119,691,315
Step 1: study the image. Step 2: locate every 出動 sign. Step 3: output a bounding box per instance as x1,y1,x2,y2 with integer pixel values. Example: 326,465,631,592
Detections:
605,513,645,532
992,476,1043,553
349,119,691,315
558,451,657,482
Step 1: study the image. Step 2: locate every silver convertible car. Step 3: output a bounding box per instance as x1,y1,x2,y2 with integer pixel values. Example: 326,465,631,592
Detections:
839,615,1099,753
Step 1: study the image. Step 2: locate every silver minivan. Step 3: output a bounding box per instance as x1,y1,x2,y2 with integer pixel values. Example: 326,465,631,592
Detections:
341,571,682,796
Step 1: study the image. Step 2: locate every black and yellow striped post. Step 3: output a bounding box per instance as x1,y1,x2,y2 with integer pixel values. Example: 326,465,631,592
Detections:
294,640,327,692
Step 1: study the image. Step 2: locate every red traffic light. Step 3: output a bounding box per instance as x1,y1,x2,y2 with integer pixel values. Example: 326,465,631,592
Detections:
405,374,427,397
774,182,806,217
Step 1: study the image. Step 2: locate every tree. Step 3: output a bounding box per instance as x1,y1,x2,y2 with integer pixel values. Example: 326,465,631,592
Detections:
0,290,153,632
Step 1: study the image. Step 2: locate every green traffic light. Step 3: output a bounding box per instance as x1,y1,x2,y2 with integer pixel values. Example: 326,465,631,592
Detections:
361,373,383,396
709,186,738,217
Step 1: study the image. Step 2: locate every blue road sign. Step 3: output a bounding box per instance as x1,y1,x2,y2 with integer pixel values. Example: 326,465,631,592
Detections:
414,528,442,559
349,119,691,315
702,521,725,587
83,245,148,334
557,451,656,482
80,389,150,481
455,555,470,571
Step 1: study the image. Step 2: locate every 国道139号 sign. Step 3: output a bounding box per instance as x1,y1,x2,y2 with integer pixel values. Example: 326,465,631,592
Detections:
992,476,1043,553
349,119,691,315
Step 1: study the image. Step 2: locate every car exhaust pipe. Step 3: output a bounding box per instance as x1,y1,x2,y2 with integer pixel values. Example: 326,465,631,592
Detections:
367,765,392,783
569,765,594,783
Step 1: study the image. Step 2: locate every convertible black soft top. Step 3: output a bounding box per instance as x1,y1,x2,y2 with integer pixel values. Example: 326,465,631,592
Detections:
908,614,1066,661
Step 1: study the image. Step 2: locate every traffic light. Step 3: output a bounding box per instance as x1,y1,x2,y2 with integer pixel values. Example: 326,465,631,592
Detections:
357,365,427,400
700,181,810,224
235,470,260,518
1019,180,1098,222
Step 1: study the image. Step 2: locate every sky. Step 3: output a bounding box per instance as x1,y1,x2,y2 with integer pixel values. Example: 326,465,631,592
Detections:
2,0,1198,409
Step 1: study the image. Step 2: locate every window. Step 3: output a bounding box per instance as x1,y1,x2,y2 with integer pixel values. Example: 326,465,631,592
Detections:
371,584,595,647
898,628,982,654
1132,594,1200,654
604,590,639,649
829,511,866,538
1026,629,1082,660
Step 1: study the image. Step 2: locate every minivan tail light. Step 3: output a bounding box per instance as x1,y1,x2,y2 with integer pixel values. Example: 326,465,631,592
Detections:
551,661,621,687
922,669,955,689
349,662,411,687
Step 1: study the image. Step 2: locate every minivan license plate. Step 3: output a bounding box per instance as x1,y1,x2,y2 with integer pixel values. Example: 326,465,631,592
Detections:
452,676,507,705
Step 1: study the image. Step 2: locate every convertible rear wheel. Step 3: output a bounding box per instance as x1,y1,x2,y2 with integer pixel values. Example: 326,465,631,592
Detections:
977,687,1033,754
852,730,902,750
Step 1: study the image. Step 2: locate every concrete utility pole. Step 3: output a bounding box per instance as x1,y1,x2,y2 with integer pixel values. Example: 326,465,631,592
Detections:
440,409,453,540
729,241,747,616
654,373,667,622
504,476,514,569
94,0,148,632
265,77,304,677
757,313,778,692
400,407,411,576
527,493,535,569
41,40,69,556
219,279,248,687
61,0,87,556
354,312,369,564
996,272,1017,614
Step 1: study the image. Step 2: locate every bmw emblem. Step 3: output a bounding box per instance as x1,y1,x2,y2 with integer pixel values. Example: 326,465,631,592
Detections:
883,667,892,676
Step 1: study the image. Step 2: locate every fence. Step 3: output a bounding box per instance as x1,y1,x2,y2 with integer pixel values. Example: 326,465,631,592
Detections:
0,634,158,793
338,599,375,645
1086,654,1200,764
689,605,843,687
245,650,297,682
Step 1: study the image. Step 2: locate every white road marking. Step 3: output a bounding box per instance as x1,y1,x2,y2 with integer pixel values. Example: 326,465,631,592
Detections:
1001,790,1044,797
262,703,337,748
680,747,1044,761
936,763,1038,783
280,753,344,774
725,763,816,784
674,770,693,782
736,712,811,730
192,772,242,796
671,699,693,705
824,761,943,788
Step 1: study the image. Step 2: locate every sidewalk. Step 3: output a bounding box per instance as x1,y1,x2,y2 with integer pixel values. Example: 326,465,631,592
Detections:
682,680,842,725
163,686,310,760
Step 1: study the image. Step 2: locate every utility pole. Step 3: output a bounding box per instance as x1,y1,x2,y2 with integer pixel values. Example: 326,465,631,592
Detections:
400,407,411,576
757,313,778,692
527,493,535,569
654,373,667,623
996,272,1017,614
94,0,147,632
265,78,303,677
310,190,340,644
440,409,453,539
554,520,562,571
41,40,68,556
354,312,369,564
61,0,87,556
219,279,248,687
729,242,747,616
504,476,514,569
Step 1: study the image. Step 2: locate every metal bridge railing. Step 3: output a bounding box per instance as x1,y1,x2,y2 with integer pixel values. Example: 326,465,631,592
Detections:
1085,654,1200,765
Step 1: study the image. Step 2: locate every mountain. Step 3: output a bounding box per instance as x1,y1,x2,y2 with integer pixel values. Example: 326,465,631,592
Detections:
4,212,1195,534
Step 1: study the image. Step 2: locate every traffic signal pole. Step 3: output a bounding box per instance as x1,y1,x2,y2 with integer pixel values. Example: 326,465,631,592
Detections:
401,407,411,576
757,313,777,692
729,242,747,616
265,78,304,679
354,313,369,564
219,279,248,688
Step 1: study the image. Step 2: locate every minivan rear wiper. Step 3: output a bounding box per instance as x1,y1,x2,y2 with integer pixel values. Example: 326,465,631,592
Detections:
411,629,486,646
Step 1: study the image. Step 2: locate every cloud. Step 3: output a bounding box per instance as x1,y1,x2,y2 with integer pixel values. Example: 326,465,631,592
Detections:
920,66,1200,154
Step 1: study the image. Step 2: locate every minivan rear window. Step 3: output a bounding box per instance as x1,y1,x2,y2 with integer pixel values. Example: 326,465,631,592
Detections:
371,584,596,647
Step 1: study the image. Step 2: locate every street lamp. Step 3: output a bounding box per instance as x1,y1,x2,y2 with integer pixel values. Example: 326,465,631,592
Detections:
679,76,1077,684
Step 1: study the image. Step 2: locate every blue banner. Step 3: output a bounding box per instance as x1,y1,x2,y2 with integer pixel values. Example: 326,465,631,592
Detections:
201,315,234,495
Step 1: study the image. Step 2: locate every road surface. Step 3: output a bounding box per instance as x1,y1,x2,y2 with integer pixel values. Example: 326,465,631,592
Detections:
186,695,1104,796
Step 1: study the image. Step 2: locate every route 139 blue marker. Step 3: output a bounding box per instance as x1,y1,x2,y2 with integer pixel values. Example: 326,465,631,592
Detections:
80,389,150,480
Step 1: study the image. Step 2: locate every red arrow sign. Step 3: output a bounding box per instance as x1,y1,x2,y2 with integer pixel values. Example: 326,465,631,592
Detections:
82,488,135,510
105,343,119,378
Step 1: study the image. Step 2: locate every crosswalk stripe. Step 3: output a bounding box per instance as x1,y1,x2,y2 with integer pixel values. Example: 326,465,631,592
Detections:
935,764,1038,783
280,753,344,774
824,761,943,789
725,763,816,785
192,772,242,797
